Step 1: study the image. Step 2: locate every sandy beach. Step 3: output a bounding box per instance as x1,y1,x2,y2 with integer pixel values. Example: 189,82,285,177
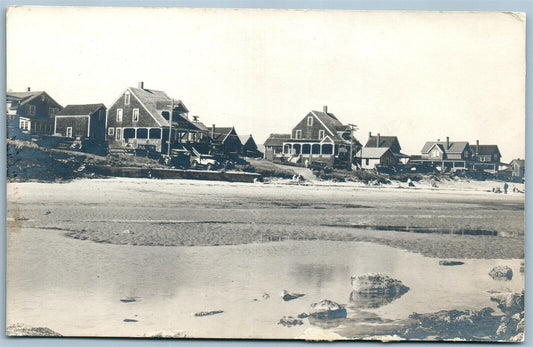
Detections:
6,177,525,339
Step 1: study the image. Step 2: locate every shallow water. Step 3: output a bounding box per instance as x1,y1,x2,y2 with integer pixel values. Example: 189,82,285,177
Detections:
6,228,523,339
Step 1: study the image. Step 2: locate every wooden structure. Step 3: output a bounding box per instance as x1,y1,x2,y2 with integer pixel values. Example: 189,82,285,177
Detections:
54,103,106,142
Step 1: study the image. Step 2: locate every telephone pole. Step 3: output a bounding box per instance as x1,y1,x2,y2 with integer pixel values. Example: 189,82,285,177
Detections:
167,98,174,156
347,123,358,171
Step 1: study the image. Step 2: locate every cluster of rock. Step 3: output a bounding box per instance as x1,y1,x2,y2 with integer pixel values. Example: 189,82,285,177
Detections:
488,266,513,280
6,323,62,337
400,291,524,341
350,273,409,297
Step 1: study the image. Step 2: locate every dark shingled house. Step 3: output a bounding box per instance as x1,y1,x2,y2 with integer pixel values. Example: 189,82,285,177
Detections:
6,89,63,136
54,103,107,142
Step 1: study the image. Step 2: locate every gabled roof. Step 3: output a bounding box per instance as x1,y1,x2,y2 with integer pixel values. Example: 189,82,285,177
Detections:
264,133,291,147
7,91,44,104
128,87,172,126
309,110,347,139
511,159,525,166
209,126,241,144
365,135,400,150
191,121,208,132
470,145,501,156
421,141,470,154
238,135,254,146
7,91,62,109
57,103,105,116
356,147,392,159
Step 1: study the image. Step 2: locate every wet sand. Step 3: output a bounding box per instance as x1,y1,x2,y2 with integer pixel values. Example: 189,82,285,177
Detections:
7,178,524,259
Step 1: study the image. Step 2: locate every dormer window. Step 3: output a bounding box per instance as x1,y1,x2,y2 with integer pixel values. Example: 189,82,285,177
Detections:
307,116,313,126
124,92,131,105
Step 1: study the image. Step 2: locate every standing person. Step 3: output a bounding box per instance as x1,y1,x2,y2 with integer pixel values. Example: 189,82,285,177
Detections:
503,182,509,194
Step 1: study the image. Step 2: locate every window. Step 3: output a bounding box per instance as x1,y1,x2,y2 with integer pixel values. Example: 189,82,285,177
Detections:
318,129,325,140
115,128,122,140
123,128,136,139
365,159,370,166
149,128,161,139
132,108,139,122
137,128,148,139
307,116,313,126
20,119,30,130
49,107,58,117
322,144,333,154
108,127,115,136
66,127,73,138
124,92,131,105
116,109,123,122
295,130,302,139
26,104,36,116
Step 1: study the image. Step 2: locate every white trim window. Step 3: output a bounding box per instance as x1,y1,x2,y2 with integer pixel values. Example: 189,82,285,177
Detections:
115,128,122,140
307,116,313,126
318,129,325,140
124,92,131,105
295,130,302,139
20,119,30,131
132,108,139,122
108,127,115,136
27,104,36,116
66,127,73,138
116,108,123,122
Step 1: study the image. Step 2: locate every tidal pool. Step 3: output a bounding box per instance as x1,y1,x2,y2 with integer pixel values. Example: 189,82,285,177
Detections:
6,228,523,339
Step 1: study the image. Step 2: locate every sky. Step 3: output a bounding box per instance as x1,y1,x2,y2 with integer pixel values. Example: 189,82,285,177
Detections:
6,6,526,161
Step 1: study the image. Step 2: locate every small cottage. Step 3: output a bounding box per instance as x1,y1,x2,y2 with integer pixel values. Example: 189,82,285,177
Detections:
411,137,472,171
364,132,409,164
356,147,396,170
510,159,525,178
263,133,291,161
209,126,242,158
239,135,262,158
54,104,107,142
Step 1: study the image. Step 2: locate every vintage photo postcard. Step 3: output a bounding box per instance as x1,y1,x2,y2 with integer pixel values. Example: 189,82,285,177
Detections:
5,6,525,341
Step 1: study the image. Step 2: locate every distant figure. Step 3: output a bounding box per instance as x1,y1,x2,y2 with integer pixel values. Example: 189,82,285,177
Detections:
503,182,509,194
304,159,309,168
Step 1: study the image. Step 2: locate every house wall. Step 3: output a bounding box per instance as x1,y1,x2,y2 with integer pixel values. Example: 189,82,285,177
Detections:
361,158,381,170
18,93,62,120
107,90,161,149
89,107,107,142
55,116,89,137
292,112,330,139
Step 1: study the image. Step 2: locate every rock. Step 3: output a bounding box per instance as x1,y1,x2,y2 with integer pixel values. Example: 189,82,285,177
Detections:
120,297,137,303
401,307,499,340
278,316,303,327
123,319,138,322
489,266,513,280
309,299,347,319
297,312,309,319
6,323,62,337
262,293,270,300
351,273,409,296
439,260,464,266
194,310,224,317
282,290,305,301
490,291,524,314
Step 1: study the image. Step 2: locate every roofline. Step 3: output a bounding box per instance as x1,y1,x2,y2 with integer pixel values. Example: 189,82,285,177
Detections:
128,87,165,127
310,111,336,137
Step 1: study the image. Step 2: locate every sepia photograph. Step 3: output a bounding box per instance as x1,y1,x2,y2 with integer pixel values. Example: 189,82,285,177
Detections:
5,5,526,342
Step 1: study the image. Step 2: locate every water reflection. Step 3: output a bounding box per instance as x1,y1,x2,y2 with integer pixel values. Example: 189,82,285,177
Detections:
348,290,407,309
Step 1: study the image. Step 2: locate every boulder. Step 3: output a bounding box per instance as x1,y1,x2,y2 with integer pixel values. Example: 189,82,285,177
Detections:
439,260,464,266
278,316,303,327
489,266,513,280
309,299,347,319
490,291,524,314
351,273,409,296
282,290,305,301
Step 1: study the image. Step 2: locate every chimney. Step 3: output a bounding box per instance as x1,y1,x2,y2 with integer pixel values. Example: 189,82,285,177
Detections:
27,87,30,92
323,106,328,114
377,133,381,148
476,140,479,155
369,131,372,138
138,81,144,89
211,124,216,139
446,136,450,149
